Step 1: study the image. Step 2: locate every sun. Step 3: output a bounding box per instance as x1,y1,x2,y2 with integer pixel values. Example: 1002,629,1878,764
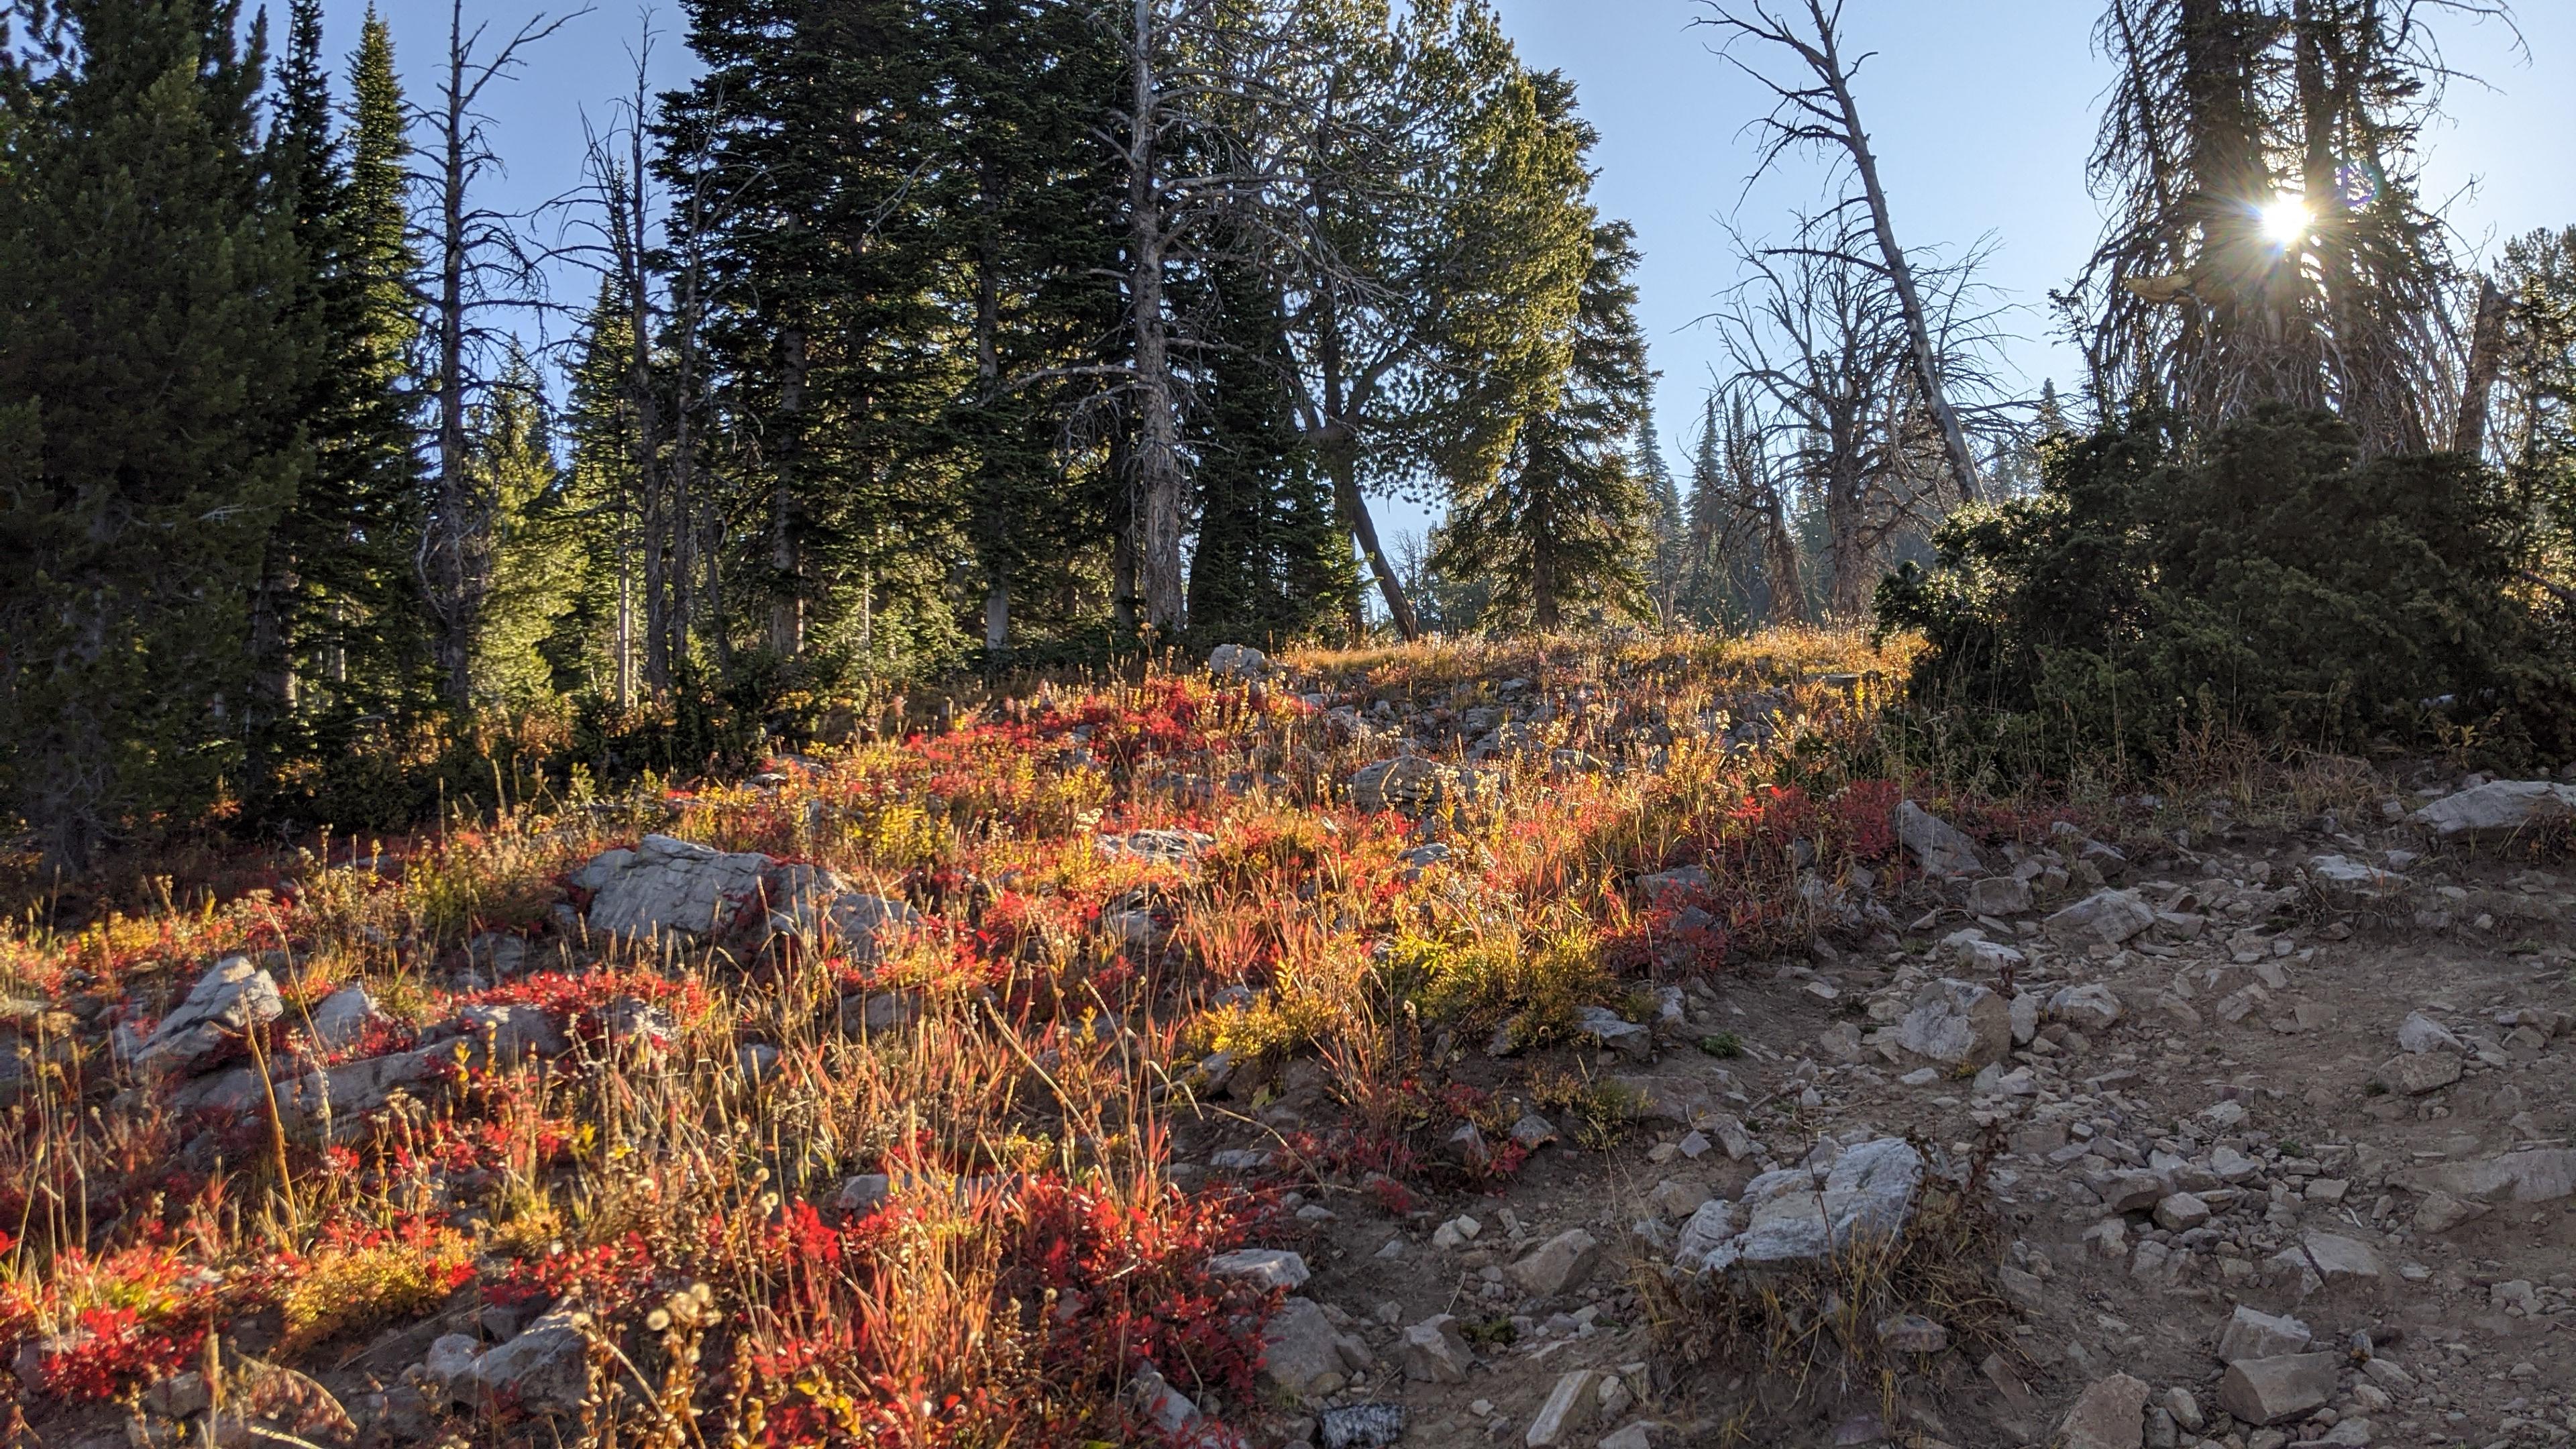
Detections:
2259,195,2311,246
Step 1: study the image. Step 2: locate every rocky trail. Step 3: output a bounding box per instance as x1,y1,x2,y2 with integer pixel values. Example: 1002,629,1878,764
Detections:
1170,777,2576,1449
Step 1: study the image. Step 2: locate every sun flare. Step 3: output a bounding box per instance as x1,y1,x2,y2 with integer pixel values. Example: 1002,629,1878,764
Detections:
2259,194,2311,246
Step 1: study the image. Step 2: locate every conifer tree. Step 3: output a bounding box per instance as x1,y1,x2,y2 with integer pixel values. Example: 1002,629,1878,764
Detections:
470,357,582,706
1435,220,1656,630
0,0,313,871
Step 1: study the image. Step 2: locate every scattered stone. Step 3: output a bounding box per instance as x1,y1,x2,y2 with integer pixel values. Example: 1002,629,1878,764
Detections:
1400,1315,1473,1384
2412,1190,2490,1234
1968,875,2033,915
2373,1051,2461,1095
2215,1353,2340,1426
2043,890,2156,947
1510,1112,1560,1150
1206,643,1269,681
2049,983,2124,1032
1680,1138,1923,1275
1874,1313,1949,1354
582,835,773,941
1638,865,1715,903
1350,755,1470,816
462,1305,593,1417
1093,829,1216,864
307,985,381,1052
2408,778,2576,842
1510,1228,1603,1297
2058,1372,2151,1449
2153,1192,2212,1231
1897,978,2012,1068
1206,1248,1309,1291
1575,1006,1653,1062
455,1004,569,1067
136,958,283,1074
2395,1011,2464,1054
2217,1306,2312,1363
1897,801,1984,877
1262,1297,1369,1398
1317,1403,1405,1449
1524,1369,1600,1447
2394,1147,2576,1205
2265,1232,2383,1297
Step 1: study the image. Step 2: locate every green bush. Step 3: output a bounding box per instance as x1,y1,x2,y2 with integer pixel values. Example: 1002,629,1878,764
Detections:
1876,407,2576,775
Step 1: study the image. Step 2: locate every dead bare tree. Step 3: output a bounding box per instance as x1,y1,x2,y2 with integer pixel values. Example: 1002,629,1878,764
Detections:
415,0,587,712
1711,217,2013,617
1696,0,1984,504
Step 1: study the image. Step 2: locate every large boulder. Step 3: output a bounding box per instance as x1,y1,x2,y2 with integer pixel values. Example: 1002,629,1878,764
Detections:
137,958,284,1075
2215,1354,2339,1426
578,835,773,941
2410,779,2576,843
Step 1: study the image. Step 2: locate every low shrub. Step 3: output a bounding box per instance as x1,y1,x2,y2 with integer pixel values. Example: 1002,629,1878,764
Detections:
1878,406,2576,777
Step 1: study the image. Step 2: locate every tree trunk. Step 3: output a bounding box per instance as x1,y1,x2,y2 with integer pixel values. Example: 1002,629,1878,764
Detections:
1809,1,1981,505
1127,0,1187,636
1314,297,1419,639
433,3,478,712
2455,276,2508,460
769,324,806,655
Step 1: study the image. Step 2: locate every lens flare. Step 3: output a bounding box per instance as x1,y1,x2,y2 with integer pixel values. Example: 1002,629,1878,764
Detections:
2259,195,2311,246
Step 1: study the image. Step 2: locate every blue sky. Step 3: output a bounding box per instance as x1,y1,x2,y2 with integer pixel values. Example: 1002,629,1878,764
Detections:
328,0,2575,546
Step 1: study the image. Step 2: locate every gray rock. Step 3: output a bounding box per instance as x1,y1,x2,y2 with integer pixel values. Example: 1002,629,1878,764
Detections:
2043,890,2156,947
2049,983,2123,1031
2214,1353,2339,1426
1637,865,1714,903
1510,1112,1561,1150
1897,802,1984,877
2058,1372,2150,1449
1399,1314,1472,1383
2393,1147,2576,1205
1349,755,1468,816
1692,1138,1923,1275
2373,1051,2461,1095
767,868,920,960
1510,1228,1602,1297
1260,1297,1368,1397
2217,1305,2312,1362
1671,1198,1739,1271
1095,828,1214,863
2412,1189,2490,1233
137,958,284,1074
456,1004,568,1067
1206,1248,1310,1291
1969,875,2034,915
2153,1192,2212,1230
1897,979,2012,1068
584,835,773,941
1206,643,1270,682
1874,1313,1949,1354
1318,1403,1405,1449
464,1305,592,1416
420,1334,482,1386
1596,1426,1662,1449
1524,1369,1600,1447
307,985,381,1053
2409,778,2576,842
1575,1006,1653,1062
2265,1232,2383,1297
2395,1012,2463,1054
2306,853,2407,903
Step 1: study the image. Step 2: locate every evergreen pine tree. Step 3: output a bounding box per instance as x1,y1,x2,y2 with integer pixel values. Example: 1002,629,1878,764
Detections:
1434,220,1656,630
470,356,582,706
0,0,315,871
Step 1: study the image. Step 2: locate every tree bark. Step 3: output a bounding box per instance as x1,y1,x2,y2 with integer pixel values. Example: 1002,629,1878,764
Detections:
768,324,807,656
2456,276,2508,460
1126,0,1188,636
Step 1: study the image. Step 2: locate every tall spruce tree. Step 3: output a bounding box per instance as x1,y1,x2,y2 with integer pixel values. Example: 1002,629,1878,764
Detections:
0,0,314,872
1435,219,1656,630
